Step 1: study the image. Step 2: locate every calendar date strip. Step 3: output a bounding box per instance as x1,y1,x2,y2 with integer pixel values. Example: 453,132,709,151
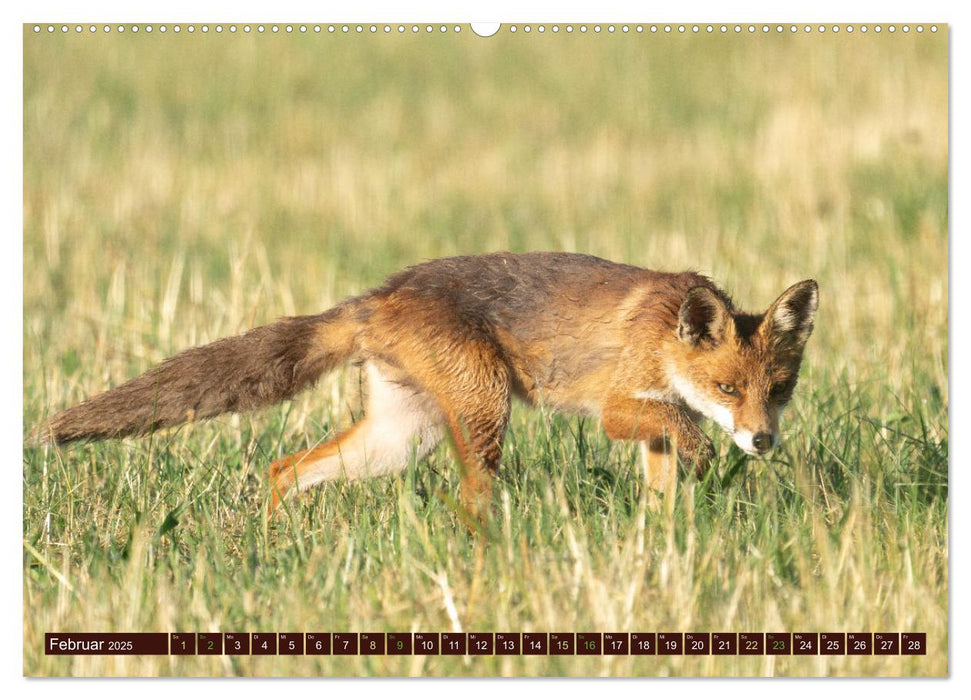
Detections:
45,632,927,656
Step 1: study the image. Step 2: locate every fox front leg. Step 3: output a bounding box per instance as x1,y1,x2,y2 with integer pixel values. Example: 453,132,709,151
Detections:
601,396,714,498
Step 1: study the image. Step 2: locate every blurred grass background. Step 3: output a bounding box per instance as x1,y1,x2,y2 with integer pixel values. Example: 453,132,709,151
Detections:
23,25,947,676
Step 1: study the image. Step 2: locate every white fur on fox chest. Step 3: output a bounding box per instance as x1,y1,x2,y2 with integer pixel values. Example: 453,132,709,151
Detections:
631,387,682,404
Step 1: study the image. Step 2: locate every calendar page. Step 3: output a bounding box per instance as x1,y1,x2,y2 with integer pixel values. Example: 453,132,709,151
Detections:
23,21,948,678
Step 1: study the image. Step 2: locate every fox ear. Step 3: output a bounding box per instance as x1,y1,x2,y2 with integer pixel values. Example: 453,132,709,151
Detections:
761,280,819,349
678,287,731,348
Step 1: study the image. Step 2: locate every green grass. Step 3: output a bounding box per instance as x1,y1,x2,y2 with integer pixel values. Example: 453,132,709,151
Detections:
23,26,947,676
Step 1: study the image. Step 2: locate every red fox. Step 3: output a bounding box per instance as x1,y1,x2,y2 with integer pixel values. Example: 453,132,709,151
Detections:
38,252,817,517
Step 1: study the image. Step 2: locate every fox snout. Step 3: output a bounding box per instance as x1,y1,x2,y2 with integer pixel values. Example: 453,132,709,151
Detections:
733,429,778,456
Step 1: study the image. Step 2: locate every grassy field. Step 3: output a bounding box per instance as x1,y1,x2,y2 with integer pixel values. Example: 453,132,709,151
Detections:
23,25,947,676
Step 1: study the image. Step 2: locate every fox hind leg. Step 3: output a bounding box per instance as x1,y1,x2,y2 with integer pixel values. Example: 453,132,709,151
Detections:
268,362,444,510
446,411,508,521
435,369,511,522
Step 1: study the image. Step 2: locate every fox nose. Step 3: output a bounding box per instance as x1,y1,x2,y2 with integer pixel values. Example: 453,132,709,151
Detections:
752,432,774,453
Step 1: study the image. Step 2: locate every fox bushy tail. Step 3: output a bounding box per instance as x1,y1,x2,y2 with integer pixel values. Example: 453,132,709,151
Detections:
40,304,362,444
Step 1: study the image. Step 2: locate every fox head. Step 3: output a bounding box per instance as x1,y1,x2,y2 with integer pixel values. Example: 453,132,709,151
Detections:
669,280,818,456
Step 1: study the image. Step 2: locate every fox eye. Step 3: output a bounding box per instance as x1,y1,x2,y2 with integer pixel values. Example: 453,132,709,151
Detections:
717,383,738,396
770,382,790,397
